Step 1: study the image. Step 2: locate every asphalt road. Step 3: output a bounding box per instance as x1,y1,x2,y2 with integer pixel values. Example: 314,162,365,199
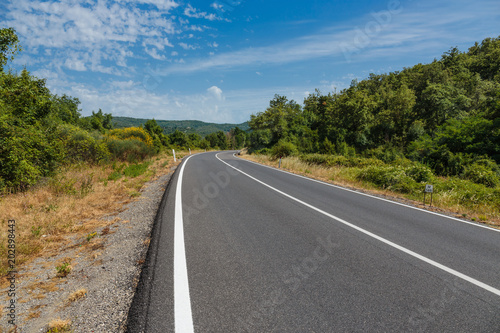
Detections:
127,151,500,332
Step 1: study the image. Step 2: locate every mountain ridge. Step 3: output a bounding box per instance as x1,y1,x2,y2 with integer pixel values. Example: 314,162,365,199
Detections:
112,116,250,136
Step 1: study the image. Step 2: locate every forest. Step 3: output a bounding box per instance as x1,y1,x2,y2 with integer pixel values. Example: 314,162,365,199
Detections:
112,117,249,137
248,36,500,191
0,27,246,192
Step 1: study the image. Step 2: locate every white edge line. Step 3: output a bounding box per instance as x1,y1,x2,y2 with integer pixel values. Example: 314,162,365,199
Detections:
217,153,500,297
174,155,195,333
232,153,500,233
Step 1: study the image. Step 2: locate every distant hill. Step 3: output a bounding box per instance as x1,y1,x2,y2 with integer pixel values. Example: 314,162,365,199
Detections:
112,117,250,137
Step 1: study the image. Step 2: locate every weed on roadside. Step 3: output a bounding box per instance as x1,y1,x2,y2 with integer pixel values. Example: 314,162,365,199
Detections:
56,262,71,278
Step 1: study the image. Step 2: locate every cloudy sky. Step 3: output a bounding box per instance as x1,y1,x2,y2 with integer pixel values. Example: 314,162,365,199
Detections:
1,0,498,123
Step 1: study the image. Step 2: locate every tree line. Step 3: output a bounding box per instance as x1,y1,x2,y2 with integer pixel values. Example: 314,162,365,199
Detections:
248,36,500,187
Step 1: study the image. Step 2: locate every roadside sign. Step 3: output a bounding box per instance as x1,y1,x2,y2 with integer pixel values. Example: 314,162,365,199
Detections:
424,184,434,206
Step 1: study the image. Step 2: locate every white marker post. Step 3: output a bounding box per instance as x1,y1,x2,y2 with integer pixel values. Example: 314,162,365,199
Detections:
189,148,191,155
172,149,176,162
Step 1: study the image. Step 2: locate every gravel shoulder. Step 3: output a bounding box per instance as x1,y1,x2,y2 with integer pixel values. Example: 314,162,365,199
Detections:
0,165,177,332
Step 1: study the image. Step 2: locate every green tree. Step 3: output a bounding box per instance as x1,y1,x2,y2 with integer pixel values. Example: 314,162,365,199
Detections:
51,94,81,125
249,95,301,146
169,130,188,147
0,69,52,124
0,27,21,71
144,118,163,137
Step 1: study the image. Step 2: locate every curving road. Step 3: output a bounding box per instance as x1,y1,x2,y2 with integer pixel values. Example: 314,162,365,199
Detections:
127,151,500,332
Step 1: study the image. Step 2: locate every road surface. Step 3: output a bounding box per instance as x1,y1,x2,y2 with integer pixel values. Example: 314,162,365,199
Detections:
127,151,500,332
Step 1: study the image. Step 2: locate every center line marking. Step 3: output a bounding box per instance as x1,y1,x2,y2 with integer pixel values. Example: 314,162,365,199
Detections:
175,155,195,333
216,153,500,297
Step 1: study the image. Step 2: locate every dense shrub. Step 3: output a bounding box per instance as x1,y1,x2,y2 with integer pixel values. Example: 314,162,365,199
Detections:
106,138,155,162
357,165,418,193
364,146,405,163
56,124,110,163
436,177,500,206
0,116,63,190
106,127,155,162
405,163,434,183
271,140,298,158
357,162,435,193
463,163,500,187
300,154,384,168
108,127,154,148
256,148,271,155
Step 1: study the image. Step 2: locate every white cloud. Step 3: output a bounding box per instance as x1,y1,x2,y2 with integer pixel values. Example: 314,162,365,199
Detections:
68,81,239,122
145,47,166,60
159,0,500,74
111,80,136,89
135,0,179,11
64,56,87,71
187,25,204,32
184,4,221,21
3,0,178,74
210,3,224,11
207,85,223,101
179,42,198,50
143,37,174,50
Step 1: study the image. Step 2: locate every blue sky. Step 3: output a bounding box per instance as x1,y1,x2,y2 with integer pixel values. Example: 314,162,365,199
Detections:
1,0,499,124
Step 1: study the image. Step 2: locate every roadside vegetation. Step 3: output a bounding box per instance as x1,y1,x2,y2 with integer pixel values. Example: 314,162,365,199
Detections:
244,36,500,226
241,152,499,226
0,150,183,277
0,26,247,279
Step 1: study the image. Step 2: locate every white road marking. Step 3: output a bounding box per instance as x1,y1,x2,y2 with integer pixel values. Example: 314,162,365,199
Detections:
217,153,500,297
175,155,195,333
233,153,500,233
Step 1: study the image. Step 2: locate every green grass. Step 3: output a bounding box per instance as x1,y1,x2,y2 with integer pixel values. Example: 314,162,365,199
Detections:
56,262,71,277
123,162,151,178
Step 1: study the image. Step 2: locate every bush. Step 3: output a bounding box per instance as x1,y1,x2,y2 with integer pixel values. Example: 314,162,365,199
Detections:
357,165,418,193
271,141,298,159
0,116,63,190
106,138,155,162
299,154,384,168
256,148,271,155
356,163,435,193
406,163,434,183
108,127,154,147
463,163,500,187
436,177,500,206
56,124,110,164
365,145,405,163
300,154,330,165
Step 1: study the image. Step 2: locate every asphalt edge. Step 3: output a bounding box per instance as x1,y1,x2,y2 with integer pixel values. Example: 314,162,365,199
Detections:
124,162,181,332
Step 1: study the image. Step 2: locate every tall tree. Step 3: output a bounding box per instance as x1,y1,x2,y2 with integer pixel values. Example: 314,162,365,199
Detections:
0,27,21,71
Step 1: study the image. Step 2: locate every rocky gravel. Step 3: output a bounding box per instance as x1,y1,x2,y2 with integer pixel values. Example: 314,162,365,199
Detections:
1,168,176,333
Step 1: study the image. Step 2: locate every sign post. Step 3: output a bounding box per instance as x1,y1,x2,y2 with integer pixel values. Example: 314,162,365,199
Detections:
424,184,434,206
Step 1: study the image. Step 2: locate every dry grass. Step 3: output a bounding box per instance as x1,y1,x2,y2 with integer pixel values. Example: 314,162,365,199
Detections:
0,150,180,280
67,288,87,303
240,153,500,227
28,280,60,294
47,318,71,332
27,310,41,319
